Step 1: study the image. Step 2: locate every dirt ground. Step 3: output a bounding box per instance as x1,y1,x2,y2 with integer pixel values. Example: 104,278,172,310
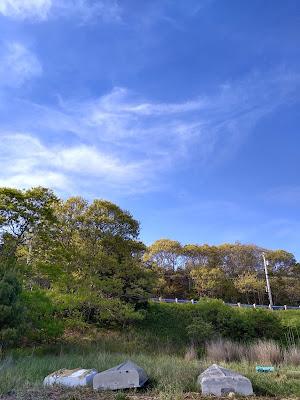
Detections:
0,388,294,400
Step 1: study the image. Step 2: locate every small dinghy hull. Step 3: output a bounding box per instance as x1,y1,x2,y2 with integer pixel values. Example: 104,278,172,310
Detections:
93,360,148,390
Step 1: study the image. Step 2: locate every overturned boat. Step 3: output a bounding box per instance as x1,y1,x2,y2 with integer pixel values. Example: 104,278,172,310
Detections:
93,360,148,390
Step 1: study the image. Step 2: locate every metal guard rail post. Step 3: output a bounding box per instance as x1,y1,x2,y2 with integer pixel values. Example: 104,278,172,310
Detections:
150,298,300,310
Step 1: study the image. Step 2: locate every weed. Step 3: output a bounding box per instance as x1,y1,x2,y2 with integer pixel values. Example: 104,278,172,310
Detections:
115,392,128,400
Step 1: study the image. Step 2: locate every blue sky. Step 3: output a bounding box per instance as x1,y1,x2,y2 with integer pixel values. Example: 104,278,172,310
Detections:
1,0,300,258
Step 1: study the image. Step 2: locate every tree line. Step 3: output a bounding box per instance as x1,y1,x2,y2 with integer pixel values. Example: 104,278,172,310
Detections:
0,186,299,346
145,239,300,305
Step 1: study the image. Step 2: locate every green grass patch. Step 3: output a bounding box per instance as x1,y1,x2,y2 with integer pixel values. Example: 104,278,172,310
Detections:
0,345,200,396
1,344,300,398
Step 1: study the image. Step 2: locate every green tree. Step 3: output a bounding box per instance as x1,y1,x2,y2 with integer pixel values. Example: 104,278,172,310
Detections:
266,249,296,273
191,266,234,299
143,239,183,271
0,187,58,264
0,266,24,346
22,289,64,342
146,238,299,304
218,243,262,276
31,196,155,326
183,244,221,269
234,272,265,304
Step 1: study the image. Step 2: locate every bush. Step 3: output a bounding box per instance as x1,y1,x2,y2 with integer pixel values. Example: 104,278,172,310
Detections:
241,308,283,340
22,289,64,343
0,269,24,347
138,300,285,346
188,299,250,340
278,310,300,342
51,291,145,330
186,317,214,345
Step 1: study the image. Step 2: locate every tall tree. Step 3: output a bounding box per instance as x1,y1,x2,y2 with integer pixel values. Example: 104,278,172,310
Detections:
234,272,265,304
31,196,155,325
183,244,221,270
0,266,24,346
266,249,296,273
0,187,58,262
143,239,183,271
191,266,234,300
218,243,263,276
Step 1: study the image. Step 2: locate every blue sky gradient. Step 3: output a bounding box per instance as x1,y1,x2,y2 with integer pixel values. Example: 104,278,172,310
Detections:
1,0,300,257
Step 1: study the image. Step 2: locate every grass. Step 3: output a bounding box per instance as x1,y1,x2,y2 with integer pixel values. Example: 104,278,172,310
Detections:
0,345,200,397
2,303,300,399
0,388,289,400
1,342,300,399
206,338,300,365
226,362,300,397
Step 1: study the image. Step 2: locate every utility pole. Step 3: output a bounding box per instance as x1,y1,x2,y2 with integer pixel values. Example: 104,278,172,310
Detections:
262,253,273,308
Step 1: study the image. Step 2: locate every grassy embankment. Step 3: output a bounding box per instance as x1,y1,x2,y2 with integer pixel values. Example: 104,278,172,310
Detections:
137,301,300,346
1,342,300,399
1,302,300,399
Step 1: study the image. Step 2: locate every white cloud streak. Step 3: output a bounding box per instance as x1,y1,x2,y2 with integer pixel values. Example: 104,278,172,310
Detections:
0,0,51,20
0,0,121,22
52,71,300,166
0,133,148,193
0,70,299,195
0,41,42,87
53,0,121,23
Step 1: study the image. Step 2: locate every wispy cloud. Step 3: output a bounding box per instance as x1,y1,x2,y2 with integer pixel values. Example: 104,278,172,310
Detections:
66,71,299,166
0,69,299,195
0,0,51,20
0,133,149,193
0,41,42,87
53,0,121,24
0,0,121,23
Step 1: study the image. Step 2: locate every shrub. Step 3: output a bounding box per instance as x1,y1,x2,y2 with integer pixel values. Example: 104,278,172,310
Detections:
138,300,284,346
186,317,214,345
22,289,64,343
189,299,250,340
51,289,146,330
0,268,24,347
241,308,283,340
279,311,300,343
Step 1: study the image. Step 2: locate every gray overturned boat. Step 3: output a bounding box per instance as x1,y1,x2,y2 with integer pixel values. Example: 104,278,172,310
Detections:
198,364,253,396
93,360,148,390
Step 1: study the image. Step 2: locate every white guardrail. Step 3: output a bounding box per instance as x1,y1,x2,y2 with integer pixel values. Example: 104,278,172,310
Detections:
151,297,300,310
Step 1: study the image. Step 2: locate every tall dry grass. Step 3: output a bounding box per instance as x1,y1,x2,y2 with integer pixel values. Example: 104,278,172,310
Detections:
248,340,281,365
283,346,300,366
206,339,244,362
206,338,300,366
184,345,197,361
